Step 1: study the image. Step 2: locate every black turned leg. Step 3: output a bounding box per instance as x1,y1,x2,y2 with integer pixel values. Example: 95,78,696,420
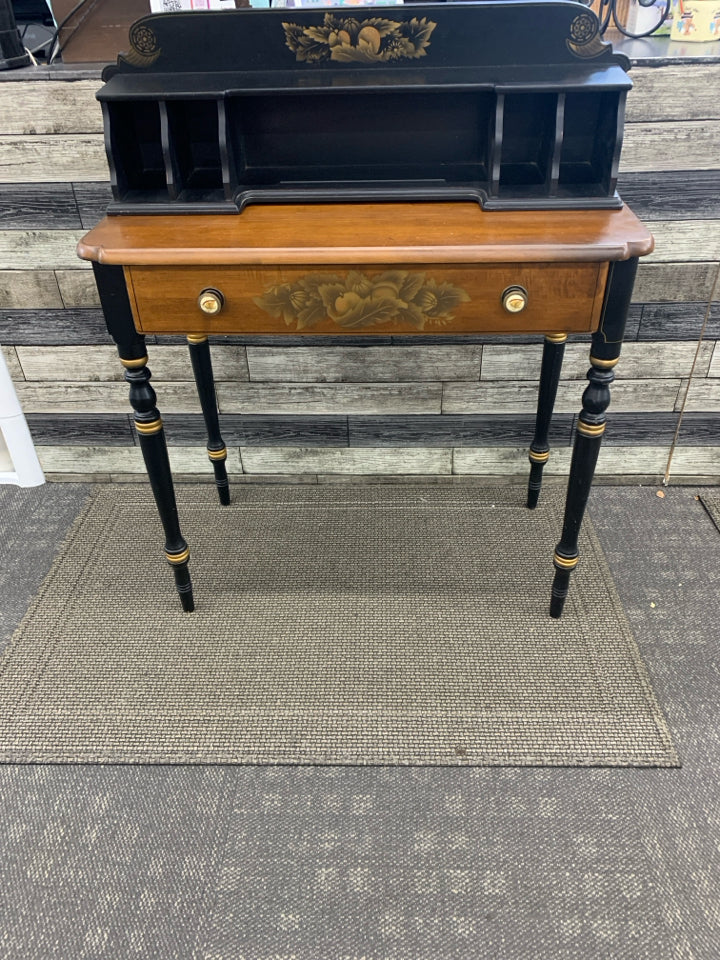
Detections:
550,358,614,618
527,333,566,509
549,257,638,619
93,263,194,613
187,334,230,505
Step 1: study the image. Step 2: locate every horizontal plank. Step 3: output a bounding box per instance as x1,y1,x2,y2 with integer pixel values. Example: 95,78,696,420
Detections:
452,446,671,476
668,447,720,476
481,342,713,380
0,80,102,135
0,135,107,182
349,414,573,447
0,271,63,310
710,343,720,377
163,414,349,447
644,220,720,263
620,121,720,173
35,442,718,480
442,379,682,414
617,170,720,221
73,182,112,229
2,345,22,380
56,270,101,308
36,445,224,475
245,345,482,383
15,345,249,383
677,379,720,411
0,230,88,270
18,410,714,449
14,382,202,414
0,309,110,346
634,262,720,304
216,383,443,415
239,447,452,475
639,302,720,341
26,414,134,446
672,413,720,445
626,65,720,123
0,183,81,229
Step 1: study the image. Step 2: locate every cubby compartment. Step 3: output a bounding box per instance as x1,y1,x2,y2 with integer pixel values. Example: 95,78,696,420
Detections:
166,99,224,199
229,90,494,189
558,92,620,192
107,100,168,201
498,92,557,190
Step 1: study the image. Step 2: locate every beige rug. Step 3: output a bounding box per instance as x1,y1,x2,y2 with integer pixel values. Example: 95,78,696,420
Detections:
0,483,678,766
700,494,720,533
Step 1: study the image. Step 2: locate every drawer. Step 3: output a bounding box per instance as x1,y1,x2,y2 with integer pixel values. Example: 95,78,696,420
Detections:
126,261,608,337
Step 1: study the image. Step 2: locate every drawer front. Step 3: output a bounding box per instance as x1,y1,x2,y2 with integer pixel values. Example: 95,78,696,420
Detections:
127,262,608,336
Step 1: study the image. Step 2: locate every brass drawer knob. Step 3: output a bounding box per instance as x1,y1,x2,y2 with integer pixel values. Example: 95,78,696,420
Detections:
502,286,528,314
198,288,224,315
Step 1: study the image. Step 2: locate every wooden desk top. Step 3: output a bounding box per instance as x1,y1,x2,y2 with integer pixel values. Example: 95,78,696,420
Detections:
78,203,653,267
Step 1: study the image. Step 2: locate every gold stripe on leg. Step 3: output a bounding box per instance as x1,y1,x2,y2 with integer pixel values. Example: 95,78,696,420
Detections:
120,355,148,369
207,446,228,461
187,334,209,344
576,421,606,438
553,552,579,570
134,418,163,436
589,355,619,369
545,333,568,344
529,449,550,464
165,547,190,565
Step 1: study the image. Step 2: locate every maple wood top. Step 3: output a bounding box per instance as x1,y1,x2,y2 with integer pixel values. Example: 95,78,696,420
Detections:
77,203,654,267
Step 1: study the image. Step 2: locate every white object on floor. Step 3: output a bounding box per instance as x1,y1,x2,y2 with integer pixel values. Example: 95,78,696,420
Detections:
0,349,44,487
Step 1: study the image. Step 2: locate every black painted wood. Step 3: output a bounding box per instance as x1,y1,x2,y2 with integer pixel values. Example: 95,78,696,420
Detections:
0,183,81,229
617,170,720,221
527,336,566,509
638,302,720,342
95,3,629,213
187,336,230,505
93,262,194,613
551,260,637,618
0,310,111,346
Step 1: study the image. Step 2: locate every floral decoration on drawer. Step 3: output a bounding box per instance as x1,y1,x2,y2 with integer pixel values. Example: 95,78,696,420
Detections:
282,15,437,64
253,270,470,331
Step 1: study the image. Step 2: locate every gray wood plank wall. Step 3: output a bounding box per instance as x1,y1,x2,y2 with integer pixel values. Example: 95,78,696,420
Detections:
0,64,718,481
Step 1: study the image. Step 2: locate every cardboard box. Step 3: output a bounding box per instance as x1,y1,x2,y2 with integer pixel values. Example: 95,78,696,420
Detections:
51,0,246,63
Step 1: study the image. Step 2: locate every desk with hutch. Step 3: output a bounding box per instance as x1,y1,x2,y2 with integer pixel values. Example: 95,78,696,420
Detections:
77,2,654,618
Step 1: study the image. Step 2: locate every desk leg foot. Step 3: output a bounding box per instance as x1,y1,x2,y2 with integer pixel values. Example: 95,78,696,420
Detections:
527,334,566,509
188,335,230,506
550,356,616,618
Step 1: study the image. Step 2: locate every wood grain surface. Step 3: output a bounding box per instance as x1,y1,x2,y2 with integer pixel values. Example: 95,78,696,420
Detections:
126,261,606,337
78,205,654,265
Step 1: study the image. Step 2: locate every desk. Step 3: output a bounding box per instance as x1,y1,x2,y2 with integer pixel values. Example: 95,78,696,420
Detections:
78,201,653,617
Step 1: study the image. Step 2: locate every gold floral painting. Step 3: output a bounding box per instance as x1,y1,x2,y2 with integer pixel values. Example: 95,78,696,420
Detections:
283,14,437,64
253,270,470,331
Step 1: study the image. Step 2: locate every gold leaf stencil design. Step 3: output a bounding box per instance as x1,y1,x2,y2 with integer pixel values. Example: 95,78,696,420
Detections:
254,270,470,331
283,14,436,64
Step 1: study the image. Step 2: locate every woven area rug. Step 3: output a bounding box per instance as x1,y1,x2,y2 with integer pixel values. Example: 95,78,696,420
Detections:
700,494,720,533
0,483,678,766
